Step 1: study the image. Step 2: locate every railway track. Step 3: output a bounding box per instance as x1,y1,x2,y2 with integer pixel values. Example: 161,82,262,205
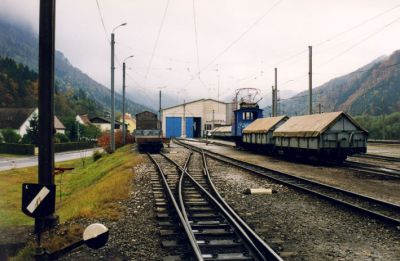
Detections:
175,139,400,227
343,160,400,179
352,153,400,163
148,150,282,260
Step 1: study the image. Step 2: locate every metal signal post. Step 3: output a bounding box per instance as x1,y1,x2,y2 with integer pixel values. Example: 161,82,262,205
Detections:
37,0,57,229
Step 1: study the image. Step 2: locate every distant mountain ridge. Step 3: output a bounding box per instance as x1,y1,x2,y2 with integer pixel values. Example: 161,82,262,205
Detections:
276,51,400,116
0,18,152,116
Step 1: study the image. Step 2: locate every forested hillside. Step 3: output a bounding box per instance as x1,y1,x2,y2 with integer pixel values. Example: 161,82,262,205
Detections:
280,51,400,116
0,18,151,115
0,56,102,119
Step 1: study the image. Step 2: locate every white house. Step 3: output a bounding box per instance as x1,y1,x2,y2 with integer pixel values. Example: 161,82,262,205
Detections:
0,108,66,136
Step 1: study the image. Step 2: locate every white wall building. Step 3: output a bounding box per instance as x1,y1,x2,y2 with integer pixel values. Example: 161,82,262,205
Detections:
161,99,232,138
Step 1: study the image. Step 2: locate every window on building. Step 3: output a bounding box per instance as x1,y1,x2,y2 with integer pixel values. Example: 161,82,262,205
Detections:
242,112,254,120
205,124,212,130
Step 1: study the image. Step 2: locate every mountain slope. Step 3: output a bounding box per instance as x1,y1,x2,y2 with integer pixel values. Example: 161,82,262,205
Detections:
0,19,152,115
280,52,400,116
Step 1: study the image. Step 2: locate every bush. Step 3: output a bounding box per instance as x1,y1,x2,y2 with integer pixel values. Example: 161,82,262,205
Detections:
54,142,96,153
1,129,21,143
97,130,133,153
92,150,103,161
55,133,70,143
0,143,35,155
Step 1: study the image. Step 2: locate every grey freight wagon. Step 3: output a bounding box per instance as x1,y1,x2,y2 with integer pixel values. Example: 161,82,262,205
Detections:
242,115,288,151
273,111,368,162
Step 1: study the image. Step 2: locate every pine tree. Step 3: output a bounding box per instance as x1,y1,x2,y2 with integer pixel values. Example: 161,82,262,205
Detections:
25,113,39,145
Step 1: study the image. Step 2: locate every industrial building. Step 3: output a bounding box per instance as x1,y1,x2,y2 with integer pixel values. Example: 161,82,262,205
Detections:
161,99,232,138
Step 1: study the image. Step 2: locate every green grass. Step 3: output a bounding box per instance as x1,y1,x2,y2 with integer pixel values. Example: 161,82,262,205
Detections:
0,145,143,228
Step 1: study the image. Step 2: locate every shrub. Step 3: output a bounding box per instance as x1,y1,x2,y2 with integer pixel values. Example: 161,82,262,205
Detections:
92,150,103,161
54,142,96,153
1,129,21,143
55,133,70,143
97,130,133,153
0,143,35,155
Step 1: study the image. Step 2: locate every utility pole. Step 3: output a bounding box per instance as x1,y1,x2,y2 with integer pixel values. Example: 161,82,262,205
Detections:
37,0,57,229
382,96,385,140
271,86,275,116
183,100,186,137
309,46,313,115
274,68,278,117
122,55,133,145
110,23,127,152
318,103,322,114
110,32,115,152
212,109,215,130
122,62,126,145
159,90,162,120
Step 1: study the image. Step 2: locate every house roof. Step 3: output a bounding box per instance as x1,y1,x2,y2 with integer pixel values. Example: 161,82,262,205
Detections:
54,116,65,129
90,116,124,125
0,108,65,130
243,115,288,134
161,98,229,111
273,111,367,138
78,114,91,125
0,108,36,129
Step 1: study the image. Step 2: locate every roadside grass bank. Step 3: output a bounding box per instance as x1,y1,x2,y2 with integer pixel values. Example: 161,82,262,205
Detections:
0,145,143,260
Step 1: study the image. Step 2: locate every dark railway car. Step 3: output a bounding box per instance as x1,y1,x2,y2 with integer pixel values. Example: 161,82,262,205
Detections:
134,111,163,152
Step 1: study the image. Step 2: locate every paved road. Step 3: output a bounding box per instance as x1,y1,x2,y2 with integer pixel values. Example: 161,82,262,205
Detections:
0,148,100,171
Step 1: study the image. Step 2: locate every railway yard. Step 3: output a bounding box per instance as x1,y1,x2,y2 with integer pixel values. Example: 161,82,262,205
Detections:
55,139,400,260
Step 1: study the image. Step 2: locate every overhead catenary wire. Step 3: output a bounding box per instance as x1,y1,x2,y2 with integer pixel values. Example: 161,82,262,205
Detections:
320,15,400,66
144,0,171,86
95,0,110,43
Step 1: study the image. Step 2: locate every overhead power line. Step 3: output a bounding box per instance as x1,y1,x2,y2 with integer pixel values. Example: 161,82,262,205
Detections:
321,15,400,66
144,0,171,86
275,3,400,66
95,0,110,43
192,0,201,73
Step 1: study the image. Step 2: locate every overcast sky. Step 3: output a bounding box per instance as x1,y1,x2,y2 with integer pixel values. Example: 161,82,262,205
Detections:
1,0,400,105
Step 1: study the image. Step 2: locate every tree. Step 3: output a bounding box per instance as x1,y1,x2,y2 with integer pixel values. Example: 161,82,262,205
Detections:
81,124,101,140
25,113,39,145
1,128,21,143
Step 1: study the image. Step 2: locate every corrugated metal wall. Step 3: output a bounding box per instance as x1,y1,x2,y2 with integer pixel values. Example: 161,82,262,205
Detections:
166,117,182,138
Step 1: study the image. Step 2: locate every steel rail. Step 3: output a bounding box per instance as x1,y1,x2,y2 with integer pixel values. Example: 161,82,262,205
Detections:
175,139,400,227
147,153,203,260
343,160,400,179
200,151,283,261
161,152,282,261
353,153,400,163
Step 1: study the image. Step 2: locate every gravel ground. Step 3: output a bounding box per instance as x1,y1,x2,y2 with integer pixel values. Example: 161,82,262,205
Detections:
182,140,400,205
60,161,164,260
206,156,400,261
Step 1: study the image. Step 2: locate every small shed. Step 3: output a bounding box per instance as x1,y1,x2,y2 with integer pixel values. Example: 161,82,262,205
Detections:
242,115,288,145
273,111,368,157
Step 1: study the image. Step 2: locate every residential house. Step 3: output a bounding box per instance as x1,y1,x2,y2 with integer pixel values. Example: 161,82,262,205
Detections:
90,116,125,132
119,113,136,134
0,108,66,136
76,114,92,125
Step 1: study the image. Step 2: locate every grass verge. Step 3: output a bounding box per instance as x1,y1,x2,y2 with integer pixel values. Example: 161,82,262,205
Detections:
0,145,143,260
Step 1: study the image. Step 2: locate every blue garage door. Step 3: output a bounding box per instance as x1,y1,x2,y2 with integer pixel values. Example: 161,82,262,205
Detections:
186,117,194,138
166,117,182,138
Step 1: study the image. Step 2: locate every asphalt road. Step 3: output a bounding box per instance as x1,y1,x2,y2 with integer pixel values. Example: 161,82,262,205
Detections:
0,148,99,171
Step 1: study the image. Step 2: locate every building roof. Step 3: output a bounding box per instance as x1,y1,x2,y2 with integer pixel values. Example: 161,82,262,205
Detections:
243,115,288,134
273,111,367,138
161,98,229,111
78,114,91,125
211,126,232,133
90,116,123,125
54,116,65,129
0,108,36,129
